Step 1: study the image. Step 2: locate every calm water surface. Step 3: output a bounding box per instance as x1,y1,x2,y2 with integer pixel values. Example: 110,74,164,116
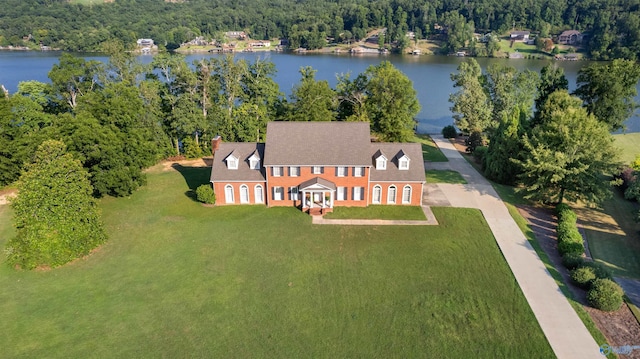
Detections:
0,51,637,133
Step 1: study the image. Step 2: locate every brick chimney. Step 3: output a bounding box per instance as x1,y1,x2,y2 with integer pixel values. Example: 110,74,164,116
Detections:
211,136,221,155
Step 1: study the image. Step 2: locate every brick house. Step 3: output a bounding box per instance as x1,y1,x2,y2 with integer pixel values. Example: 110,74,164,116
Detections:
210,122,425,214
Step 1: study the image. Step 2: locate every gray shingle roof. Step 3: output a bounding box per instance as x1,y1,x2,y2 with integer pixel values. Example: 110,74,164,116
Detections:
263,122,372,166
369,143,425,182
210,143,266,182
298,177,337,191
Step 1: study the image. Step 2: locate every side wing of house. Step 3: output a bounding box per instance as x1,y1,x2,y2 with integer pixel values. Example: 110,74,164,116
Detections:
369,143,425,206
210,142,267,205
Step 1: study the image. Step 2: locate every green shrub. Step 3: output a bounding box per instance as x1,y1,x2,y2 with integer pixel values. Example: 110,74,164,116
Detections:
465,131,486,153
558,209,577,225
571,266,596,289
556,220,577,239
558,228,583,244
587,278,624,311
558,240,585,256
473,146,488,165
562,253,585,270
196,184,216,204
183,137,204,159
555,203,572,216
442,125,457,139
579,261,612,280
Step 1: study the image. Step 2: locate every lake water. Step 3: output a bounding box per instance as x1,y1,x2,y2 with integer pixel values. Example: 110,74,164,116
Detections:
0,51,636,133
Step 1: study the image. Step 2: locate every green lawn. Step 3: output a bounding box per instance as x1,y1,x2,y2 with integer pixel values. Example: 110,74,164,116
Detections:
415,134,448,162
578,188,640,279
324,205,426,220
426,169,467,184
492,184,615,358
0,166,554,358
613,132,640,164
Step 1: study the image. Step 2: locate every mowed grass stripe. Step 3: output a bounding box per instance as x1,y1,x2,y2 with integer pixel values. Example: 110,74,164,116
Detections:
0,167,553,358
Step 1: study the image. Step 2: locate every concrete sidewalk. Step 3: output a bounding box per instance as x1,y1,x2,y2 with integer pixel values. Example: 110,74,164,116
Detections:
427,135,602,359
312,205,439,226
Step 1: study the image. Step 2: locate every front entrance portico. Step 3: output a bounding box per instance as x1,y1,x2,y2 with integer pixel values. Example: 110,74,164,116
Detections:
299,177,336,212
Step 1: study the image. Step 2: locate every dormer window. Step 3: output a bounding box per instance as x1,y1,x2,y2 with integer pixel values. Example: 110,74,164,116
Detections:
248,151,261,170
376,155,387,170
397,151,410,170
226,153,239,170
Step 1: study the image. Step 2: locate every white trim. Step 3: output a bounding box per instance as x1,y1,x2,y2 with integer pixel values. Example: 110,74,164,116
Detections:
372,185,382,204
353,166,364,177
336,166,347,177
312,166,324,174
254,184,264,203
226,155,239,170
240,184,249,204
387,185,397,204
272,166,283,177
224,184,235,203
273,186,284,200
402,185,412,204
289,166,300,177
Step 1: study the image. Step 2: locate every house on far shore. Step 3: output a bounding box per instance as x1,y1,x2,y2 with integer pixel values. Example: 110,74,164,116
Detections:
137,38,154,47
225,31,247,40
558,30,583,45
210,122,426,215
510,31,530,42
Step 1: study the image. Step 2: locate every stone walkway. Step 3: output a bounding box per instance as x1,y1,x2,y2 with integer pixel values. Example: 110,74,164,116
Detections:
311,205,438,225
424,135,602,359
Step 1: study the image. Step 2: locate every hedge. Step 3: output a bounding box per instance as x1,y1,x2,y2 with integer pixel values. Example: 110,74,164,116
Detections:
571,266,597,289
562,253,585,270
442,125,457,139
558,240,585,256
587,278,624,312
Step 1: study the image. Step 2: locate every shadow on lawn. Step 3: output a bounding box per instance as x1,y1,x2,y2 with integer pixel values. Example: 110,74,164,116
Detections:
171,164,211,202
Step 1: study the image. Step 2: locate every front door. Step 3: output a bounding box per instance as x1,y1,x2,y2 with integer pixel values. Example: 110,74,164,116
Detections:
313,193,321,203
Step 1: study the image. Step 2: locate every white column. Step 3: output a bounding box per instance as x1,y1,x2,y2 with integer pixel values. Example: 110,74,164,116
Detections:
330,190,334,208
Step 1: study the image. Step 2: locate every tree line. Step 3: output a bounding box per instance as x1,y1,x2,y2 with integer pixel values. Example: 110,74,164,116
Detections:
2,0,640,59
0,48,419,197
449,58,640,205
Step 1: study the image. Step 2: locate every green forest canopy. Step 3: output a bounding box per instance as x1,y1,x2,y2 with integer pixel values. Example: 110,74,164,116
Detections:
2,0,640,59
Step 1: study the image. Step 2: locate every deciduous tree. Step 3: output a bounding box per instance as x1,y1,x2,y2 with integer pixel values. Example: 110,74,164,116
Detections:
574,59,640,131
516,91,622,204
6,140,106,269
449,59,493,133
364,61,420,142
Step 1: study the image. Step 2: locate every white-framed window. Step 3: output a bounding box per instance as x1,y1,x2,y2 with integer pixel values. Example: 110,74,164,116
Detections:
402,185,412,204
254,185,264,203
225,184,234,203
289,166,300,177
353,167,364,177
249,153,260,170
376,156,387,170
337,186,347,201
398,158,410,170
227,156,238,170
387,185,397,204
272,166,283,177
240,184,249,204
273,186,284,200
289,187,299,200
336,166,347,177
372,185,382,204
312,166,324,174
353,186,364,201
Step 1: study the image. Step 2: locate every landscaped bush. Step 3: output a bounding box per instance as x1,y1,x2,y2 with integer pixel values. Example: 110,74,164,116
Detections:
556,221,579,241
579,261,612,280
465,131,486,153
442,125,457,139
196,184,216,204
571,266,597,289
587,278,624,312
555,203,572,216
557,240,585,256
473,146,488,165
562,253,585,270
558,228,583,244
558,209,577,225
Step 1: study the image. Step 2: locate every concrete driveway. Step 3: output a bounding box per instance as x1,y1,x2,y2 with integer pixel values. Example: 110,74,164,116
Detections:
427,135,602,359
